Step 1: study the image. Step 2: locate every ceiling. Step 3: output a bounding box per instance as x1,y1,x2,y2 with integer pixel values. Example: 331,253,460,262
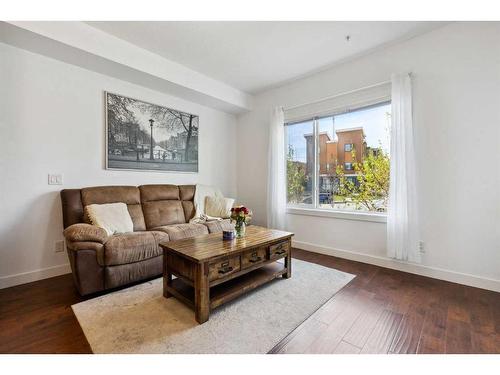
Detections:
87,21,446,94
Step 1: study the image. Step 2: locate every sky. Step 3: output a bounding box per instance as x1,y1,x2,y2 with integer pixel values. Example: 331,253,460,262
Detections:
127,100,195,143
286,103,391,163
132,106,173,142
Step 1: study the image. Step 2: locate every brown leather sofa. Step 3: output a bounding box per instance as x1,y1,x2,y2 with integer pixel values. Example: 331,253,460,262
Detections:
61,184,232,295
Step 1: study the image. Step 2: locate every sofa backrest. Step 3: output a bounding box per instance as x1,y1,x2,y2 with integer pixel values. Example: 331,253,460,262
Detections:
81,186,146,231
140,184,191,229
178,185,196,222
60,188,85,229
60,184,196,230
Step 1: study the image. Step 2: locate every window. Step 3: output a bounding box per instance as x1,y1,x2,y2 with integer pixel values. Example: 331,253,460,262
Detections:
285,101,391,213
284,119,314,205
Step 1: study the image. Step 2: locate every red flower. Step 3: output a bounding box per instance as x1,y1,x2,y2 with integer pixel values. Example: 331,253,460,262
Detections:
230,206,250,218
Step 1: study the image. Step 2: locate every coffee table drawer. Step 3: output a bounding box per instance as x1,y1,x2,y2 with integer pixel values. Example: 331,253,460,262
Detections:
269,240,289,259
241,247,267,269
208,256,241,281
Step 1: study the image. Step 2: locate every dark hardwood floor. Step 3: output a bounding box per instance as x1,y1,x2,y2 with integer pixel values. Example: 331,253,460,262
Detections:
0,249,498,354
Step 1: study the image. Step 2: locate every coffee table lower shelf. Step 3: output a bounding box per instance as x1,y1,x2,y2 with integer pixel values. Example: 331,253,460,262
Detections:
167,261,286,311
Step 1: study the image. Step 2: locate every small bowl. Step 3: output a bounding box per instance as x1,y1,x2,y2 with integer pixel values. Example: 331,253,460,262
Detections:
222,230,235,240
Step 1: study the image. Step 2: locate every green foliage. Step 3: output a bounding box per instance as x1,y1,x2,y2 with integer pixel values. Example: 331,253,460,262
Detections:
286,146,308,204
336,148,390,211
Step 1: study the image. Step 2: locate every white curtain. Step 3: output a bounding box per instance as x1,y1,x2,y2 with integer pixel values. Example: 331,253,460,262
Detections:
387,73,420,262
267,106,286,230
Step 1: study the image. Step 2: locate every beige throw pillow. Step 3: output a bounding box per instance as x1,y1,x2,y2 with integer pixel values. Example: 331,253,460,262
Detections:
205,196,235,219
85,203,134,236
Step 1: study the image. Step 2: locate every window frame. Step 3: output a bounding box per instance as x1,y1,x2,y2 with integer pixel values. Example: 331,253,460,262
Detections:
284,100,390,222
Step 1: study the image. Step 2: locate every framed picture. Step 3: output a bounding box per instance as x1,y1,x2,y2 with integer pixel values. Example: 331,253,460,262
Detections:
105,92,199,173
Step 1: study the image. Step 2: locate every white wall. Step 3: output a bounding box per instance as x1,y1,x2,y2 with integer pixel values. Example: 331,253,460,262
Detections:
237,22,500,291
0,42,238,288
0,21,253,113
2,22,499,292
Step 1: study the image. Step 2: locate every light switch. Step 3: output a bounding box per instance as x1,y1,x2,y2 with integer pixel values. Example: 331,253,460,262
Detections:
48,174,63,185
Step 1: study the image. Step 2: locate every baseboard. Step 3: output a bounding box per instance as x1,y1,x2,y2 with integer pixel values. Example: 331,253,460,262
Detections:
0,263,71,289
2,245,498,293
293,240,500,293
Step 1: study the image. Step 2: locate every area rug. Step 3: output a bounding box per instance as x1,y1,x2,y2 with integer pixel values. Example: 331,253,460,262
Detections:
72,259,355,353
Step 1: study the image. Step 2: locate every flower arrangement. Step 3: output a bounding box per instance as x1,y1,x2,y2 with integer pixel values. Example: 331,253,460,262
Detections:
230,206,252,238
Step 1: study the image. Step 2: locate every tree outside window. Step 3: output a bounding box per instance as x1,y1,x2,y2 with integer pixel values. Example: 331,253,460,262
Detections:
285,102,391,213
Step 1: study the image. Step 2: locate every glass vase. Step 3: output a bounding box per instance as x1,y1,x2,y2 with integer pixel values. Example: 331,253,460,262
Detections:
235,221,246,238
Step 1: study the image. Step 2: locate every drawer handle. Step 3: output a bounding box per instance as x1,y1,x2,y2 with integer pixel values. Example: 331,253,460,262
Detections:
249,256,262,263
218,266,234,274
274,249,287,255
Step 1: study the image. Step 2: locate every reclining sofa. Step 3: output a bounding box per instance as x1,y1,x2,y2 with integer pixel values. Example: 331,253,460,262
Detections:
61,184,231,295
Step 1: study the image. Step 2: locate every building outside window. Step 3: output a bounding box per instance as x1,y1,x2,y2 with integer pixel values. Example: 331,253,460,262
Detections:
285,101,391,213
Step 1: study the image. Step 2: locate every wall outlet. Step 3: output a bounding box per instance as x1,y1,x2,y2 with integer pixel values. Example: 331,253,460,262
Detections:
418,241,425,253
55,240,65,253
48,174,63,185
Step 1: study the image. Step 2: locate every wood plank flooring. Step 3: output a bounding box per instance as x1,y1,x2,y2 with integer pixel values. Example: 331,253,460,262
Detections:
0,248,498,354
271,249,500,354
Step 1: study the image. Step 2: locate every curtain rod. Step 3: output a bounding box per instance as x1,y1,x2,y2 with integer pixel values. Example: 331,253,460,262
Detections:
283,79,391,112
282,72,413,112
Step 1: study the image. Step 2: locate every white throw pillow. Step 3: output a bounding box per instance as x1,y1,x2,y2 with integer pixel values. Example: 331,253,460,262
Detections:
85,203,134,236
204,196,235,219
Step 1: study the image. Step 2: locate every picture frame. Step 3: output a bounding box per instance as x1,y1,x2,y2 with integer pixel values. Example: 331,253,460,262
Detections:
105,91,199,173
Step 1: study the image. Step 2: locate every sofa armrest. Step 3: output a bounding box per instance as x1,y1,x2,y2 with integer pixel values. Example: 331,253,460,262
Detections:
65,241,105,294
66,240,105,266
63,223,108,244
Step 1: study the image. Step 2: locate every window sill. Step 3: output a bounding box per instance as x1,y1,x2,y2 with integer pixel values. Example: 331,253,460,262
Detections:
286,206,387,223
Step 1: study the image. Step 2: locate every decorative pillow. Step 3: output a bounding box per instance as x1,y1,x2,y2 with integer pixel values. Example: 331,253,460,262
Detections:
84,203,134,236
204,196,235,219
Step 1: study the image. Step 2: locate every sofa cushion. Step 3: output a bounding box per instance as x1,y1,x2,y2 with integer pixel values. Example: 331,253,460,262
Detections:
203,219,234,233
104,231,168,266
140,185,186,229
154,223,208,241
179,185,195,201
140,184,179,201
81,186,146,231
142,200,186,228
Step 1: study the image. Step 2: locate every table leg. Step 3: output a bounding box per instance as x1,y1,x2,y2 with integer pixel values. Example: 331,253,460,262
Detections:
283,244,292,279
163,250,172,298
194,262,210,323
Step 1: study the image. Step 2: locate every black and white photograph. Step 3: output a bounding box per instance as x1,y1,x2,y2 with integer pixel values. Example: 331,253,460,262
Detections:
106,92,199,172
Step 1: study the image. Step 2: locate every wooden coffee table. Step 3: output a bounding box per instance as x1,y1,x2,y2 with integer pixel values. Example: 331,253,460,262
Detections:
160,225,294,323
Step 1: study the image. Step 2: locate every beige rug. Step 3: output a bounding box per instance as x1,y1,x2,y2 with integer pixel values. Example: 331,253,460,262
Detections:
72,259,355,353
